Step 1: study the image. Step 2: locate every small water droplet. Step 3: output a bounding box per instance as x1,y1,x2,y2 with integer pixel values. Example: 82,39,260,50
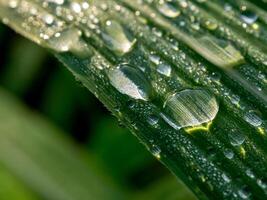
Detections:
157,1,181,18
162,89,219,129
42,14,54,25
101,20,136,56
257,178,267,189
238,186,251,199
147,115,159,126
157,63,172,77
149,54,161,65
49,28,91,57
9,0,18,8
244,111,262,127
151,145,161,159
222,173,231,183
204,20,218,31
107,63,152,100
228,131,245,146
224,148,234,159
240,9,258,24
245,169,255,179
230,94,240,105
70,2,82,13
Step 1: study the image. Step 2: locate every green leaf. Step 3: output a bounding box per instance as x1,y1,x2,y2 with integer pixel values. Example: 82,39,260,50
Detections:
1,0,267,199
0,164,38,200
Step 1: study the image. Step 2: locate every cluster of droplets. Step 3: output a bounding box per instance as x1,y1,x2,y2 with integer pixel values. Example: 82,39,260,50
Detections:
41,0,139,57
222,2,261,36
1,0,91,57
149,52,172,77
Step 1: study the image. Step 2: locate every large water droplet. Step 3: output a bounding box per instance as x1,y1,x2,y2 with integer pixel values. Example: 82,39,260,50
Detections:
101,20,136,56
107,63,152,100
244,111,262,127
228,131,245,146
196,36,244,68
162,89,219,129
240,10,258,24
157,1,181,18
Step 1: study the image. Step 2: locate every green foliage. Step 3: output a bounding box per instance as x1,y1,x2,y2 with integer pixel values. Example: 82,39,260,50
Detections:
0,0,267,199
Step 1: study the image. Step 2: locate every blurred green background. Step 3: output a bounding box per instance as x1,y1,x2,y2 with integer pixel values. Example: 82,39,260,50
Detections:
0,23,196,200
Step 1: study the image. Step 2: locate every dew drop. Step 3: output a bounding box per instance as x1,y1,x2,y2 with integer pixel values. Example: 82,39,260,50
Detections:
151,145,161,159
245,169,255,179
107,63,152,100
228,131,245,146
238,186,251,199
162,89,219,129
257,178,267,189
157,63,172,77
222,173,231,183
70,2,82,13
9,0,18,8
101,20,136,56
48,28,91,58
42,14,54,25
204,20,218,31
224,149,234,159
244,111,262,127
149,54,161,65
157,1,181,18
196,36,244,68
147,115,159,126
240,10,258,24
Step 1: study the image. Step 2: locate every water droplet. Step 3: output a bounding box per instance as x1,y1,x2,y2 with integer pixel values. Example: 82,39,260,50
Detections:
70,2,81,13
230,94,240,106
224,149,234,159
224,3,232,12
204,20,218,30
240,10,258,24
42,14,54,25
48,28,90,57
245,169,255,179
238,186,251,199
228,131,245,146
157,63,172,77
196,36,244,68
257,178,267,189
162,89,219,129
222,173,231,183
149,54,161,65
147,115,159,126
151,145,161,159
157,1,181,18
244,111,262,127
9,0,18,8
101,20,136,56
107,63,152,100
